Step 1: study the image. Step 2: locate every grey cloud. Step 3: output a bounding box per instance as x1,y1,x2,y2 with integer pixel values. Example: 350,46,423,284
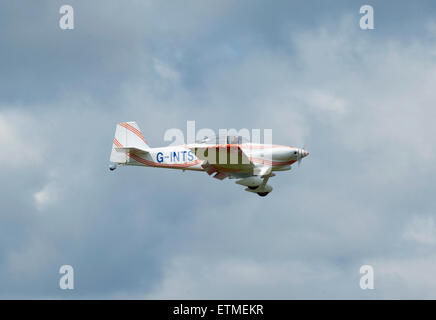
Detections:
1,0,436,299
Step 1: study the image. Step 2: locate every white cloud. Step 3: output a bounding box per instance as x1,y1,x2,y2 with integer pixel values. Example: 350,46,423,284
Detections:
33,181,60,210
403,216,436,245
0,112,45,168
153,59,180,81
426,20,436,37
145,256,347,299
297,89,348,116
7,237,56,276
373,254,436,299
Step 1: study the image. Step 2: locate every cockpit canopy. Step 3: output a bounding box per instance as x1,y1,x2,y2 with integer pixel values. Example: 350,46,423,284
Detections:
225,135,249,144
196,135,249,144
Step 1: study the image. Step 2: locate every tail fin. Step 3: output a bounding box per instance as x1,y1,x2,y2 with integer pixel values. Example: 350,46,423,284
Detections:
110,121,150,164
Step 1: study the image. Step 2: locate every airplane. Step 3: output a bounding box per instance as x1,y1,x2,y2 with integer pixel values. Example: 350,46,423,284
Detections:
109,121,309,197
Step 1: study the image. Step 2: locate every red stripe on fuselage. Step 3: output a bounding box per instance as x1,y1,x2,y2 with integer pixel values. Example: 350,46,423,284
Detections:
250,157,295,166
197,144,294,150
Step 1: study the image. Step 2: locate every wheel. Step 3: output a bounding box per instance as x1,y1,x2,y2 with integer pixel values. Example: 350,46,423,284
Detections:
248,186,259,190
257,192,269,197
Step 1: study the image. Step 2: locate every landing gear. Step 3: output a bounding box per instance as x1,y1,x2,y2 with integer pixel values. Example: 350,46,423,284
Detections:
240,175,272,196
257,192,269,197
109,164,117,171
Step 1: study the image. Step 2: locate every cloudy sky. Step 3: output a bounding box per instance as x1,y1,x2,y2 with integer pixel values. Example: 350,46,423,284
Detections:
1,0,436,299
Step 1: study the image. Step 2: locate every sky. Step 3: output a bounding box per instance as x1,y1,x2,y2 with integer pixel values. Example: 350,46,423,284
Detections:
1,0,436,299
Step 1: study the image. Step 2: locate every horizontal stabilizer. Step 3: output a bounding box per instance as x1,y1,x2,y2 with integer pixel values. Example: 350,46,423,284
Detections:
114,147,149,154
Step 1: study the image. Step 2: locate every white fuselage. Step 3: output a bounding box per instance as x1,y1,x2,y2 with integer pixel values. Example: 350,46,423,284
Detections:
126,143,301,173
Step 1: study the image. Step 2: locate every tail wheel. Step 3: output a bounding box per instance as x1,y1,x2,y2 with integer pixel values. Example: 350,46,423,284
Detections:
257,192,269,197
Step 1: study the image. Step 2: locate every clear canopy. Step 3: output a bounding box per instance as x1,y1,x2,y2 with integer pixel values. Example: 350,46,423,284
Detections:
195,135,249,144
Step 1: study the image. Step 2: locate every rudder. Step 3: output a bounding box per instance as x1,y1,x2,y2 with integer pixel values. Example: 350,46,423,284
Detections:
110,121,150,164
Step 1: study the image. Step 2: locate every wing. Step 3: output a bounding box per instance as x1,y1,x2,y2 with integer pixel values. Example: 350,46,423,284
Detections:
188,144,254,180
253,165,272,177
189,144,252,166
188,144,274,195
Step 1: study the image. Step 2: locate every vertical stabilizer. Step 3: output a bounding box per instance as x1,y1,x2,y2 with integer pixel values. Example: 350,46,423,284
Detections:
110,121,150,164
